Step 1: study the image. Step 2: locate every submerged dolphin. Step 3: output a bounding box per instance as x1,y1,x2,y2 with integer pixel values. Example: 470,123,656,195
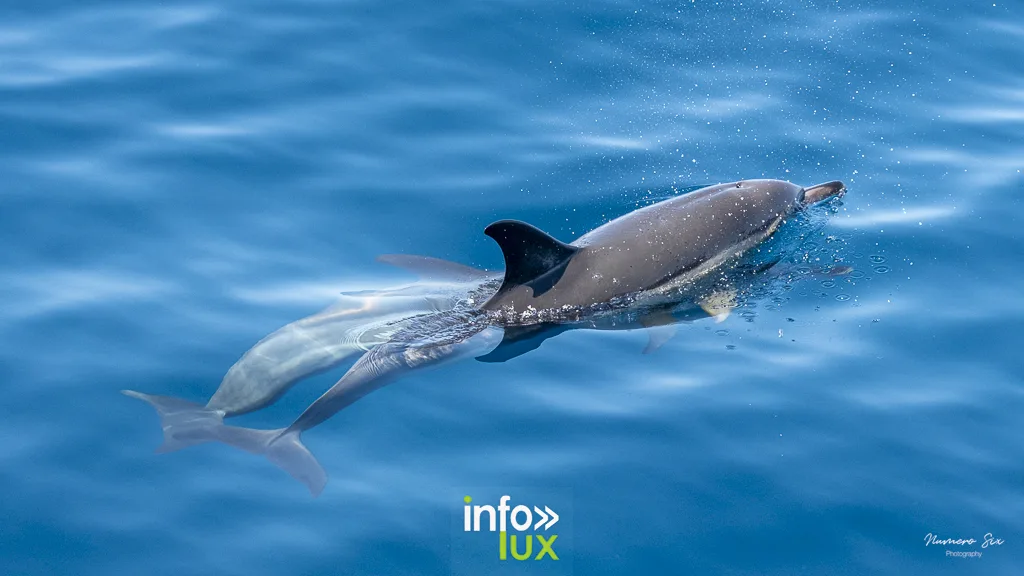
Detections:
125,179,845,495
123,269,497,451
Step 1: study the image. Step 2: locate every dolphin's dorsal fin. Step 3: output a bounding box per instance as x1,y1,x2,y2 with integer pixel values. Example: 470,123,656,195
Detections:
376,254,492,282
484,220,578,295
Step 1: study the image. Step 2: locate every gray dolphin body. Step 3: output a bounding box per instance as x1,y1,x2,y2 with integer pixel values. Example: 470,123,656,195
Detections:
122,273,498,451
481,179,845,315
125,179,845,496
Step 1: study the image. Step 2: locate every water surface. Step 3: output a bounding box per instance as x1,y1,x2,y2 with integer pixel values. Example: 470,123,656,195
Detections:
1,0,1022,574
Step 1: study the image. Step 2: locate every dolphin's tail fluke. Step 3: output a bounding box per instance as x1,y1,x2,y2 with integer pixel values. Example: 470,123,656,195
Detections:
122,390,327,496
121,390,226,453
216,426,327,497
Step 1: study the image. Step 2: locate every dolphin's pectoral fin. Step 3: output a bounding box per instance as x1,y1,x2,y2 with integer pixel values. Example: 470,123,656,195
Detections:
475,323,569,363
639,310,679,354
483,220,578,297
376,254,492,282
740,256,783,276
699,289,738,323
641,325,678,354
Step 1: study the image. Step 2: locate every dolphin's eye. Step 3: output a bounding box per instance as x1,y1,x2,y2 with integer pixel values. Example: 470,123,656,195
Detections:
735,182,743,188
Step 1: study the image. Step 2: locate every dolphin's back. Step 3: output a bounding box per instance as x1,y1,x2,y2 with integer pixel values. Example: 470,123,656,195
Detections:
485,180,803,313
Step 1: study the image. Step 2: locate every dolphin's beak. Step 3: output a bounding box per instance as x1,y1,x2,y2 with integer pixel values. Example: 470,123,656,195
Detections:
801,181,846,204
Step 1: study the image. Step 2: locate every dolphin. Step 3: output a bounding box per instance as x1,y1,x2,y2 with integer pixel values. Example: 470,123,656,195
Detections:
480,179,845,315
123,266,497,452
125,179,845,496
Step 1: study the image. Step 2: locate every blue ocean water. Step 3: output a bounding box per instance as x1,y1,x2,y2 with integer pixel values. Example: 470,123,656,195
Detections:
2,0,1022,574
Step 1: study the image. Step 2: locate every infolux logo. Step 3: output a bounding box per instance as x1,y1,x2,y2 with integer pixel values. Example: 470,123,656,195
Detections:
463,495,560,561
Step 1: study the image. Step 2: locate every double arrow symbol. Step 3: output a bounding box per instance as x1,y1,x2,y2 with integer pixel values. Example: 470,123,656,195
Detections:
532,506,559,530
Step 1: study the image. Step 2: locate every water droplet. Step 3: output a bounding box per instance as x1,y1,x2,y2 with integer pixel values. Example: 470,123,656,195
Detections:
715,329,729,336
869,254,886,264
874,265,890,274
836,294,851,301
821,280,836,288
